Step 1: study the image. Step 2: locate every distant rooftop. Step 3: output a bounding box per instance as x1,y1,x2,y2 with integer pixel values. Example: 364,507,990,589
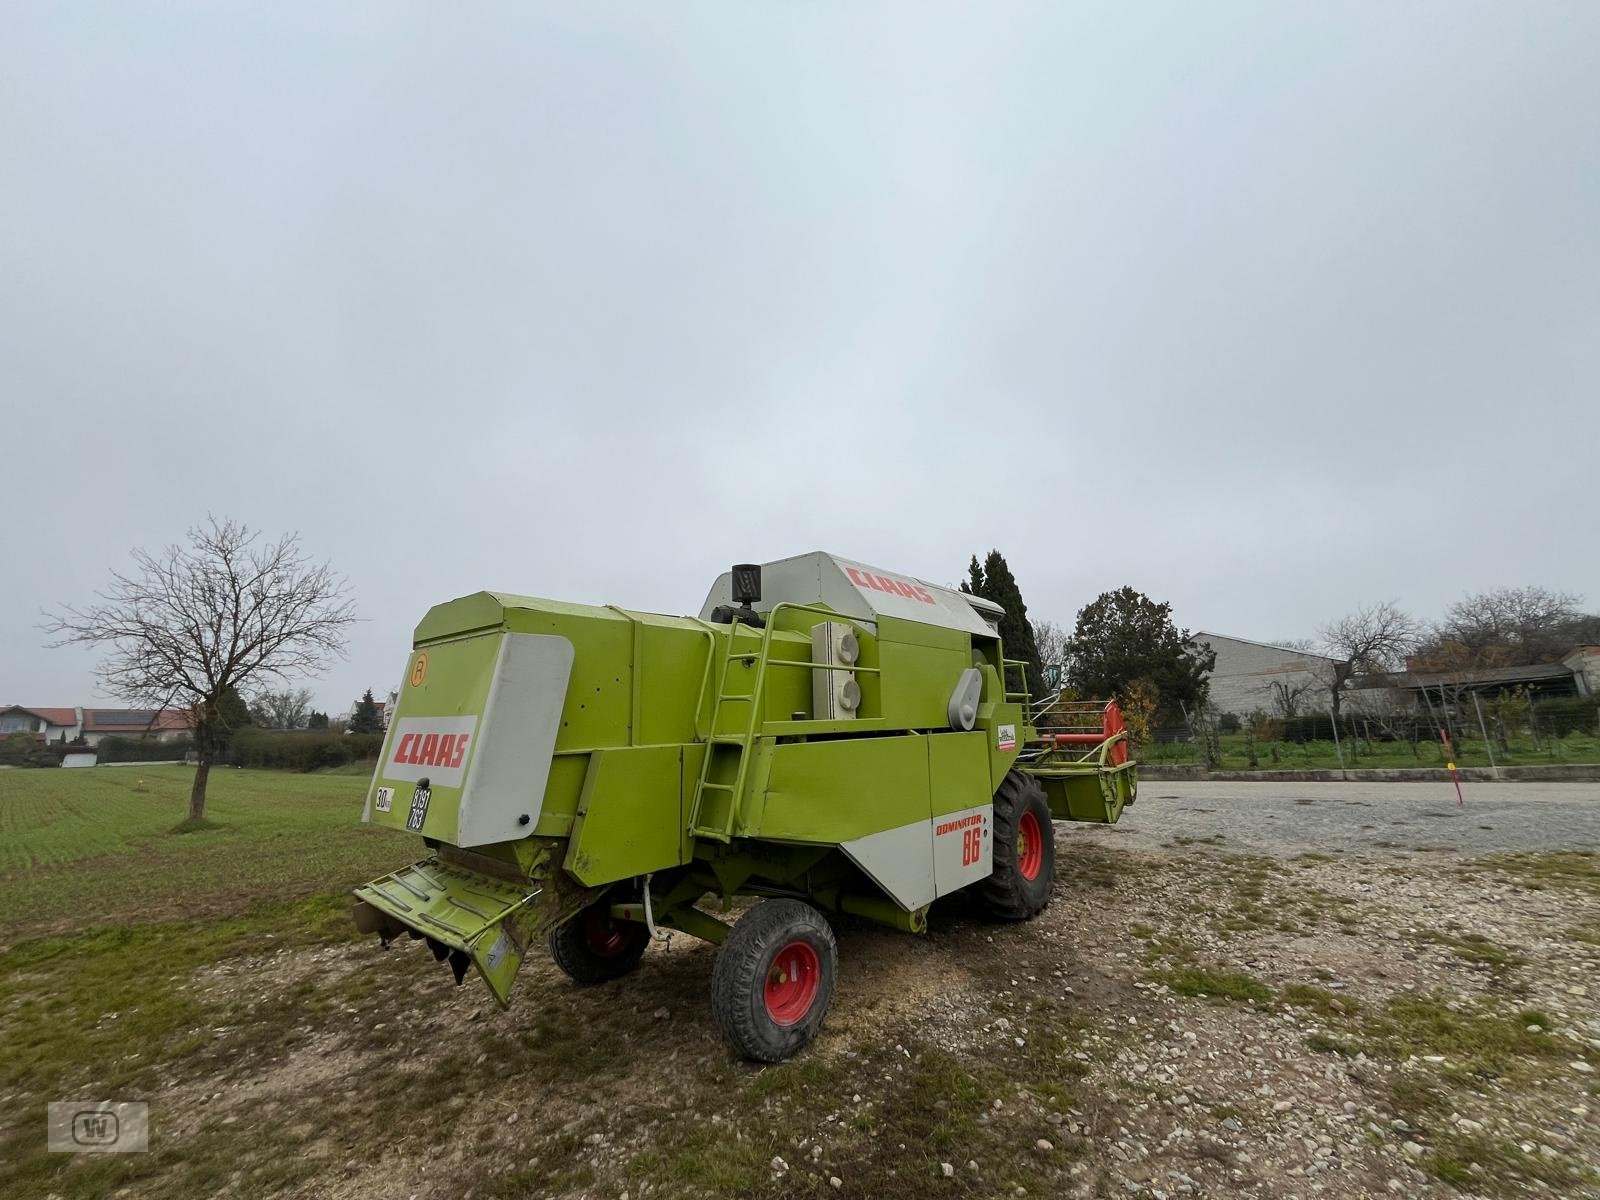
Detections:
83,709,193,732
1353,661,1578,690
1192,631,1337,663
0,705,78,725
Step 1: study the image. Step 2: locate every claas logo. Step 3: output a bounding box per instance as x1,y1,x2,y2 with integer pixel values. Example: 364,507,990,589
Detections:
393,730,470,769
844,566,936,605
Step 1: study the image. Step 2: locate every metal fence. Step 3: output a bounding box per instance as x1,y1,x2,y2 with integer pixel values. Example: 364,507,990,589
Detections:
1143,693,1600,771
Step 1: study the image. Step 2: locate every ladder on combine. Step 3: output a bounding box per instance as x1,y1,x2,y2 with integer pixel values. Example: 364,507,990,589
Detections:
687,621,767,843
687,604,880,844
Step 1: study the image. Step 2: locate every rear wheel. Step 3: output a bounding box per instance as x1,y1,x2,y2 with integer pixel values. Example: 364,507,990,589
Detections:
977,769,1054,920
549,896,650,985
711,899,836,1062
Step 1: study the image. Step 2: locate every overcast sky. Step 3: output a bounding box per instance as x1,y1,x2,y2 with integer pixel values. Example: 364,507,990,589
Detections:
3,2,1598,713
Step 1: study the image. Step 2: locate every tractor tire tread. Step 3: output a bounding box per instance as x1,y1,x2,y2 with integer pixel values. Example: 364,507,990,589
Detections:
711,898,837,1062
977,769,1054,921
549,900,650,986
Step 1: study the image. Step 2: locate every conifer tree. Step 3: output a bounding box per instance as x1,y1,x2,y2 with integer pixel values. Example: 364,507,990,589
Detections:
960,550,1046,698
349,689,384,734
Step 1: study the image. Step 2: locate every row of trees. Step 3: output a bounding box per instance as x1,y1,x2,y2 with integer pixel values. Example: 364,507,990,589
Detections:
1268,586,1597,723
962,550,1212,732
962,551,1596,748
246,685,385,734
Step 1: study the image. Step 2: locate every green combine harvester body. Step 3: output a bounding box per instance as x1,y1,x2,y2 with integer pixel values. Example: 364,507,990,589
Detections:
352,553,1135,1059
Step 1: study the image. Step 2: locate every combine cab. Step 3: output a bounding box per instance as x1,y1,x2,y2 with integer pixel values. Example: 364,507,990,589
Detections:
350,552,1136,1060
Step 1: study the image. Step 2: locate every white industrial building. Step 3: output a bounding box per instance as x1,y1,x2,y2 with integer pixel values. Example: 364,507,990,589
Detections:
1193,633,1338,718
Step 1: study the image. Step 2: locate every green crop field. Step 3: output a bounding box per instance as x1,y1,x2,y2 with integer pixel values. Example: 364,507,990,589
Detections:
0,766,413,1198
0,765,408,943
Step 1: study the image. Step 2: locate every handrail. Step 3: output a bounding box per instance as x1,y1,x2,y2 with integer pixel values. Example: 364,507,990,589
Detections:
1002,657,1031,703
694,602,882,842
681,617,723,742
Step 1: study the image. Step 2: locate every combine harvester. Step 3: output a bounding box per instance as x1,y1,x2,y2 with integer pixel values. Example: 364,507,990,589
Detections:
350,553,1136,1060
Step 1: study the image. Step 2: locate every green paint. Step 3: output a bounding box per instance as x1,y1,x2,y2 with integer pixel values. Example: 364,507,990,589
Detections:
564,746,684,884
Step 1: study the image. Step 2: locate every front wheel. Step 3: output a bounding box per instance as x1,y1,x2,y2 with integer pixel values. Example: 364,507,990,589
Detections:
711,898,837,1062
549,895,650,985
976,770,1054,920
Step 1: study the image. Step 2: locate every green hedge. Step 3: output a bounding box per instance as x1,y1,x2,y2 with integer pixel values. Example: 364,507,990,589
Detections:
1533,694,1600,737
96,735,194,763
0,732,59,767
227,728,384,771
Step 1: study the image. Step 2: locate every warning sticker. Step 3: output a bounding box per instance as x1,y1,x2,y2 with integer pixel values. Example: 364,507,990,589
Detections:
997,724,1017,751
484,929,514,972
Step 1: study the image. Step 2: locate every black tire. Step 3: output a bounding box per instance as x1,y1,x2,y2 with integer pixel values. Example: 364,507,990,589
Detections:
548,896,650,985
976,769,1054,920
711,899,837,1062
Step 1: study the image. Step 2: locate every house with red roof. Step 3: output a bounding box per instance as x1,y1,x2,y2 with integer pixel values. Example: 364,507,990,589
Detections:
0,706,83,742
80,709,195,747
0,706,195,747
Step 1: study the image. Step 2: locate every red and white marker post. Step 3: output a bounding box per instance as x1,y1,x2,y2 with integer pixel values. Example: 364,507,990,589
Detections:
1438,728,1464,806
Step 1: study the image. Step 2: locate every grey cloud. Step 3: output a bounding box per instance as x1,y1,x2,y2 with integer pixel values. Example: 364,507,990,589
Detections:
3,2,1597,709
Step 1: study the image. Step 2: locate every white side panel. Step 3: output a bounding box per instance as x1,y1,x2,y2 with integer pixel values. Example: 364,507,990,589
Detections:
840,802,995,909
456,633,574,847
382,715,479,788
698,551,996,638
702,553,876,633
830,554,996,638
931,803,993,897
810,620,860,720
840,819,938,911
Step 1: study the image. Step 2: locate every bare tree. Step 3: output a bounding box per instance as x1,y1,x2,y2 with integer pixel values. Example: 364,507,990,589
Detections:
45,517,355,821
1268,676,1317,720
250,687,315,730
1031,618,1068,688
1317,602,1421,719
1420,586,1592,668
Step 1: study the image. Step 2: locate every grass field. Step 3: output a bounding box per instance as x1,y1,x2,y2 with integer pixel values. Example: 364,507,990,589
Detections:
0,765,1107,1200
0,764,407,943
0,765,421,1197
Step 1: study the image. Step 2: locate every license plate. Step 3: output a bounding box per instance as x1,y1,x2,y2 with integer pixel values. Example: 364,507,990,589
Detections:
406,785,432,832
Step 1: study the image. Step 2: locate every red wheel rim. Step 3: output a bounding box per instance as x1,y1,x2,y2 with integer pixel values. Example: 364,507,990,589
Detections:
763,940,822,1026
584,908,630,958
1017,810,1044,881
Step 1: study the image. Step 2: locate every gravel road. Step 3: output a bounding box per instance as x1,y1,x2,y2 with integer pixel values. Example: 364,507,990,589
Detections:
1076,778,1600,857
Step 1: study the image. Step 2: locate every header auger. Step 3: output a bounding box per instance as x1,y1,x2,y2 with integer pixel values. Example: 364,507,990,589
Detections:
349,552,1136,1061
